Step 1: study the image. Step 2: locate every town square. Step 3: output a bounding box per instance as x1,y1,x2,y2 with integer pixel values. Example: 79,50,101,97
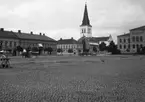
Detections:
0,55,145,101
1,0,145,101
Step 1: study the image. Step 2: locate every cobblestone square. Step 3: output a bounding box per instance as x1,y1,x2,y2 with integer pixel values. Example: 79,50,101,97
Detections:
0,55,145,102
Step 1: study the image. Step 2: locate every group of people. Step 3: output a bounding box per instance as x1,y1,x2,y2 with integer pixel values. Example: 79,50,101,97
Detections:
20,49,39,58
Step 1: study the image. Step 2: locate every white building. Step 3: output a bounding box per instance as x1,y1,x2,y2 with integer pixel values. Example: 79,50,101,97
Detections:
117,26,145,53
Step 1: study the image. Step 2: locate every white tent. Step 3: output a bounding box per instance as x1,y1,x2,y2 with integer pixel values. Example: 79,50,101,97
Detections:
38,43,43,47
89,42,99,45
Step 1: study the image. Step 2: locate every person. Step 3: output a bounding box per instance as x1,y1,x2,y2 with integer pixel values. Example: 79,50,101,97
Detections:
0,53,8,68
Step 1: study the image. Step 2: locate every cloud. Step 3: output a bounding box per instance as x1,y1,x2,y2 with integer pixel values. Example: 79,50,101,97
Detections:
0,0,145,42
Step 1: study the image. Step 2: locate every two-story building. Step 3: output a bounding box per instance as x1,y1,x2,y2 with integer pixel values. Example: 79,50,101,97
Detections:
0,28,57,55
57,38,83,54
117,33,130,53
117,26,145,53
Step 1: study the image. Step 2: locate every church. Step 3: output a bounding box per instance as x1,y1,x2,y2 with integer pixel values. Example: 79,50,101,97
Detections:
78,3,113,53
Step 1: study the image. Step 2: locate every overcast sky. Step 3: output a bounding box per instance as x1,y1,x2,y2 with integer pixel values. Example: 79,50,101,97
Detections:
0,0,145,42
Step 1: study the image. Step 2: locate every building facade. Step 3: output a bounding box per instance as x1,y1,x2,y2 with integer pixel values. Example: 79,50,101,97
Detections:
117,26,145,53
57,38,83,54
0,28,57,54
117,33,130,53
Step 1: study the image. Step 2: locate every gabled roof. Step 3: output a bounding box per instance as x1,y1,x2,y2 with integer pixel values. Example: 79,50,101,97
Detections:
13,32,56,42
0,30,19,39
130,25,145,31
80,4,92,27
117,33,130,37
58,38,80,44
78,36,110,43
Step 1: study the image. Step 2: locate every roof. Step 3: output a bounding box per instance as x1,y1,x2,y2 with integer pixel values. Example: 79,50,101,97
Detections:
13,32,56,42
117,33,130,37
57,38,80,44
0,30,19,39
80,4,92,27
78,36,110,43
130,25,145,31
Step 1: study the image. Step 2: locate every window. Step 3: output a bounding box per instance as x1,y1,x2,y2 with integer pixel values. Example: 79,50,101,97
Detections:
133,44,135,49
128,44,130,49
84,29,86,33
124,39,126,43
0,41,3,46
132,36,135,42
140,44,143,48
124,45,126,49
14,42,17,47
136,36,139,42
82,29,83,33
128,38,130,43
140,36,143,42
5,41,8,46
9,41,12,47
120,39,122,43
120,45,122,49
136,44,139,48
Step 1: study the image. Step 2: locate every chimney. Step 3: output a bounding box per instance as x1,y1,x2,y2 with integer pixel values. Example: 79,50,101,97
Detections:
30,31,33,35
0,28,4,31
60,38,62,40
71,37,73,39
43,33,45,36
39,33,42,36
18,30,21,33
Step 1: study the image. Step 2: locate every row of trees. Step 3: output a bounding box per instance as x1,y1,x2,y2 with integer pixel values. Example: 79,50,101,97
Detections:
57,48,74,53
12,46,54,56
91,41,121,54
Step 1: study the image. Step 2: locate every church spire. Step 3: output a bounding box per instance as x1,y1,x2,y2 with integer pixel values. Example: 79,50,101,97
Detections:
81,3,91,27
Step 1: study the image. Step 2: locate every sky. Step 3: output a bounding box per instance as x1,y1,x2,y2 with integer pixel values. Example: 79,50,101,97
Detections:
0,0,145,42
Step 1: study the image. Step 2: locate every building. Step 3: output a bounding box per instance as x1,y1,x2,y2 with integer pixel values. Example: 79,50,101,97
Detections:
57,37,83,54
117,33,130,53
80,3,92,38
78,3,113,52
0,28,19,51
0,28,57,55
117,26,145,53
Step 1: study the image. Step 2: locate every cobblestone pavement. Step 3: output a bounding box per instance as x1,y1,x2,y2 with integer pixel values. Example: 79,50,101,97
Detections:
0,55,145,102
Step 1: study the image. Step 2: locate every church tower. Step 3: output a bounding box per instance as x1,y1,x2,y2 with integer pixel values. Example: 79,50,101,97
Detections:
80,3,92,38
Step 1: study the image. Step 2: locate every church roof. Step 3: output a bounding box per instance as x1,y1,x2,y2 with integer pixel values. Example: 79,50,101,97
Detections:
57,38,80,44
78,36,110,43
80,4,92,27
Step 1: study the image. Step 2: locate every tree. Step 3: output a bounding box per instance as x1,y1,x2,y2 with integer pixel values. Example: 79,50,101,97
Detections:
93,46,97,52
16,46,23,52
44,47,53,55
99,42,106,51
48,47,53,55
57,48,63,53
68,49,73,53
107,41,121,54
